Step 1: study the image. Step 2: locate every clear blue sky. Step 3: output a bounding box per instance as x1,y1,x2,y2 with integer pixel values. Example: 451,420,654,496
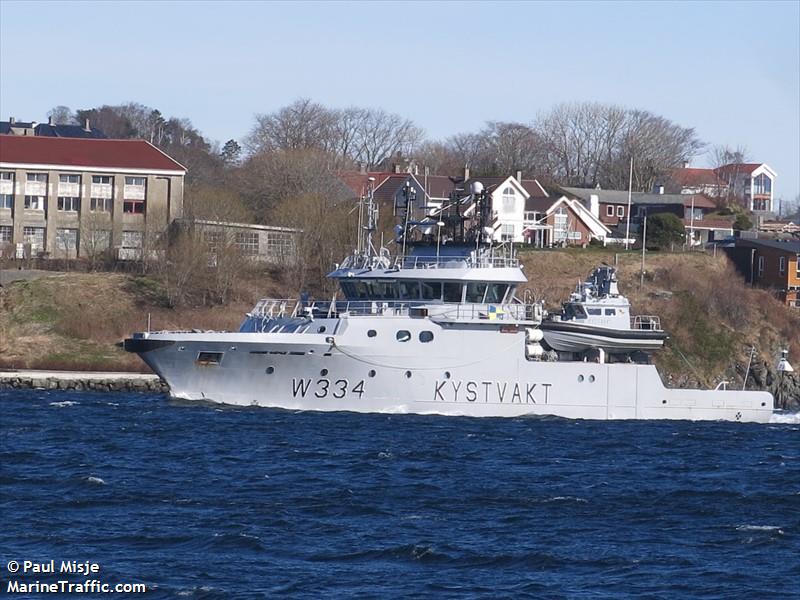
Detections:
2,0,798,202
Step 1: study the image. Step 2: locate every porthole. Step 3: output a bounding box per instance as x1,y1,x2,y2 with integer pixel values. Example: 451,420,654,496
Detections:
588,375,596,383
320,368,328,376
578,375,584,383
317,325,326,333
266,366,275,374
405,371,412,378
367,330,377,338
662,399,667,404
368,370,376,378
396,330,411,342
419,331,434,343
444,371,451,379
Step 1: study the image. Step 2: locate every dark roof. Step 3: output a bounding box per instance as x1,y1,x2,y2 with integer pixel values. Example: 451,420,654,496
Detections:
736,238,800,253
562,186,715,208
411,174,456,199
716,163,767,176
373,173,412,203
0,136,186,172
525,196,557,212
0,120,107,139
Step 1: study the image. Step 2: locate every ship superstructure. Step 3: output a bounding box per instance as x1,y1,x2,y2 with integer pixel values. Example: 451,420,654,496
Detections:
125,180,774,422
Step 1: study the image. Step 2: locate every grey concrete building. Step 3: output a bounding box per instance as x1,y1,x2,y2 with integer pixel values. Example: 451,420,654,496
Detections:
0,135,185,260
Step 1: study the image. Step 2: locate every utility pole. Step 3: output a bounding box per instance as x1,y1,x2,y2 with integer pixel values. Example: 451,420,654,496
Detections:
640,210,647,289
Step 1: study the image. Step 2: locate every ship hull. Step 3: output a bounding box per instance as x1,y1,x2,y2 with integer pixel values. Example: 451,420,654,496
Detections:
125,326,772,423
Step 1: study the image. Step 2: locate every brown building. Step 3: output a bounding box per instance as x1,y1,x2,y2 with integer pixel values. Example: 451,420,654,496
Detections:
0,136,185,260
730,239,800,307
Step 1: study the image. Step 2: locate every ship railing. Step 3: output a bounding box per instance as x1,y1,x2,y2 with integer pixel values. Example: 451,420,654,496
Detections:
248,298,541,323
631,315,662,331
337,253,519,270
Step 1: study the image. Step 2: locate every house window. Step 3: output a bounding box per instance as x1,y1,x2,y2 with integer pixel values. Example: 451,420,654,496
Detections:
753,174,771,195
23,226,45,251
123,200,145,214
264,231,293,257
56,228,78,252
796,255,800,277
204,230,223,251
779,256,786,274
0,225,12,243
24,195,45,210
554,207,569,242
758,256,765,276
235,231,259,255
125,176,146,187
59,174,80,184
92,175,112,185
0,172,13,180
0,194,12,209
57,196,80,212
500,224,515,241
90,197,113,212
85,229,110,251
501,187,515,214
121,230,142,248
617,205,625,218
753,198,769,211
606,205,614,217
568,231,582,240
26,173,47,183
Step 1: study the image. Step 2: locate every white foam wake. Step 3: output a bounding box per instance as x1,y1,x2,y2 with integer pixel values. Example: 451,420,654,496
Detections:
769,411,800,424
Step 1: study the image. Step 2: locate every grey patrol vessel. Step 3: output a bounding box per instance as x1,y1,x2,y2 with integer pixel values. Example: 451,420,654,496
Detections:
124,180,774,422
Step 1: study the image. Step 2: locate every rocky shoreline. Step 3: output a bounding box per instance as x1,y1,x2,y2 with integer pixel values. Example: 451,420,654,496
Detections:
0,371,169,394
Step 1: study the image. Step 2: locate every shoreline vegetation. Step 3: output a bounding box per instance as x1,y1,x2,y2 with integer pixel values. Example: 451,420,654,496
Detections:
1,248,798,408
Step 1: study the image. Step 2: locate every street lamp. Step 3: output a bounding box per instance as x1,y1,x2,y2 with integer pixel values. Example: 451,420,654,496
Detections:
436,221,445,259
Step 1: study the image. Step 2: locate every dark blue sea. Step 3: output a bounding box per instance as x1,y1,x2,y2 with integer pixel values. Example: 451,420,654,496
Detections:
1,390,799,599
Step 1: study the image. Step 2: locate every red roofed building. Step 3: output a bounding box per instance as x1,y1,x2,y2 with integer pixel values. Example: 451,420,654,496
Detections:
669,162,776,215
0,136,186,260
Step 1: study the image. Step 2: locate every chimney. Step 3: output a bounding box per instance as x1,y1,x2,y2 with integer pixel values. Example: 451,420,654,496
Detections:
683,160,689,169
9,116,15,124
589,194,600,219
48,116,54,126
515,170,522,182
653,184,665,195
464,166,470,181
83,118,91,132
393,163,402,174
358,162,366,174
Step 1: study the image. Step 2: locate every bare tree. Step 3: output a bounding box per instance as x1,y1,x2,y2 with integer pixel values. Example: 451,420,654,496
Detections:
534,102,703,191
245,98,337,155
47,105,76,125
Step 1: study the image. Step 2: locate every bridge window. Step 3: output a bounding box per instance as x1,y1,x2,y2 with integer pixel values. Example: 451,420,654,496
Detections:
604,309,616,315
398,280,420,300
421,281,442,300
465,282,488,303
443,282,463,302
485,283,508,304
396,330,411,342
587,308,602,316
419,331,434,343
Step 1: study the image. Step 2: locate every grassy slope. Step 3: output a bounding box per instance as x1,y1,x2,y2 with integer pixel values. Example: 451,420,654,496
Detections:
1,252,798,388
